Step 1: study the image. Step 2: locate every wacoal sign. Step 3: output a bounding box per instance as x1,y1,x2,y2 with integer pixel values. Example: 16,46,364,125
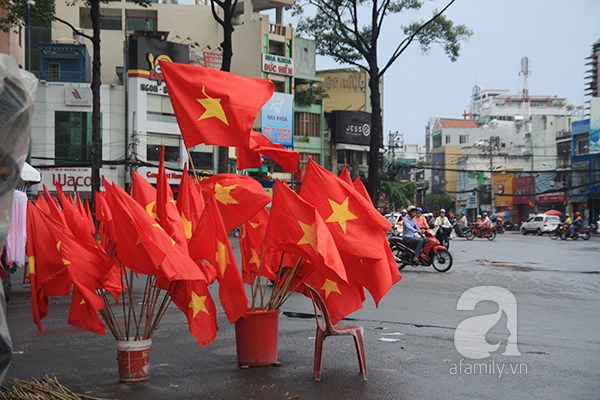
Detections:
65,87,92,106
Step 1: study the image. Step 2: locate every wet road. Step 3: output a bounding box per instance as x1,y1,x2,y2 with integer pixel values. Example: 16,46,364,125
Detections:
3,232,600,399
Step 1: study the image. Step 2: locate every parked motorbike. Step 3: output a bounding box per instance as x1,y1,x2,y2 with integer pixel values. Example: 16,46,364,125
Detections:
464,225,496,241
388,229,453,272
558,224,591,240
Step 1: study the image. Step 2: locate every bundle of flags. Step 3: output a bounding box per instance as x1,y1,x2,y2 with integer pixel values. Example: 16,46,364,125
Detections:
25,62,402,346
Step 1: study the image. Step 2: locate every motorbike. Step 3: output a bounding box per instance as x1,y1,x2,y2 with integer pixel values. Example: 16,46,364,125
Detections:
388,229,453,272
495,220,505,234
556,223,591,240
435,226,452,250
464,225,496,241
452,221,467,238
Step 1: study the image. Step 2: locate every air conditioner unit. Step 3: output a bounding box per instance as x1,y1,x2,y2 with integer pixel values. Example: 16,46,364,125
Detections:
74,28,85,45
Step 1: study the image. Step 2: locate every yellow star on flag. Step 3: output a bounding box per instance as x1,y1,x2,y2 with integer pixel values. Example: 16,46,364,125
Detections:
188,291,209,318
28,256,35,274
214,183,239,205
181,212,192,239
215,239,229,275
79,298,86,305
197,85,229,125
321,279,341,299
326,197,358,234
297,221,318,253
145,201,157,219
248,248,261,266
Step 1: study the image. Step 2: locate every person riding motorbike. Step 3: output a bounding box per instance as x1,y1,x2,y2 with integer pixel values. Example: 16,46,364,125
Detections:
476,213,491,236
402,206,425,262
563,213,571,225
415,207,429,230
433,209,452,245
570,212,583,237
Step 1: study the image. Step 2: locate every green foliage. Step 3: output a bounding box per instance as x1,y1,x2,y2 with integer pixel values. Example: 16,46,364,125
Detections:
423,193,454,212
294,84,329,107
379,179,417,208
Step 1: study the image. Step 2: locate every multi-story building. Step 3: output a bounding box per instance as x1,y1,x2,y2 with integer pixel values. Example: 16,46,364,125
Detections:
27,0,308,195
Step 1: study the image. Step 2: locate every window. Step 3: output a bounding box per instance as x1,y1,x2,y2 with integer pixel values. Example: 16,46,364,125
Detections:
189,144,214,170
48,62,60,79
146,133,180,169
459,135,469,144
299,152,321,169
55,111,97,165
147,94,175,122
577,138,589,155
125,9,157,31
445,135,451,144
294,112,320,138
298,47,308,62
80,8,122,30
337,150,351,165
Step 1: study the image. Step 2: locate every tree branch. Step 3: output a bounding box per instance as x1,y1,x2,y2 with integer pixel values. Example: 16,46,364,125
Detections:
54,16,93,41
380,0,456,77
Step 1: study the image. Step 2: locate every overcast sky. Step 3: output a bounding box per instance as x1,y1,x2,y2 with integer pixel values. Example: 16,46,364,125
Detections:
286,0,600,144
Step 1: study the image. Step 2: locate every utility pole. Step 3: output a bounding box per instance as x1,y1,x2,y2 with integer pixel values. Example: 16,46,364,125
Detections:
520,56,534,214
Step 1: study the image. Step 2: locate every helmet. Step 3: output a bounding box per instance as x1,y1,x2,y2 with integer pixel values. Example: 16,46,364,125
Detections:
439,208,446,213
406,205,417,212
565,213,569,217
477,215,482,218
575,212,581,216
401,209,407,214
416,207,423,212
483,212,488,216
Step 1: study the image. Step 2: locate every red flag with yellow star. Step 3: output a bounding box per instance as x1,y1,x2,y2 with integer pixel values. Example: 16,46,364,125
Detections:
132,170,158,220
353,176,371,201
265,180,348,284
199,174,271,232
300,158,390,260
68,286,106,335
239,207,277,284
106,183,205,282
157,146,188,250
301,273,366,325
237,131,300,172
169,278,218,347
188,196,248,324
160,61,274,149
176,163,205,242
55,182,96,245
95,191,117,247
339,165,353,185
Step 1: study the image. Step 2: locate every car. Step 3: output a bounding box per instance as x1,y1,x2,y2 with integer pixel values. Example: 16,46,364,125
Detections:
521,214,561,236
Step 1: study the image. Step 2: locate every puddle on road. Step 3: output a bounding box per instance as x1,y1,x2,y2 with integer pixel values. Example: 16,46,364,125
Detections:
475,259,600,275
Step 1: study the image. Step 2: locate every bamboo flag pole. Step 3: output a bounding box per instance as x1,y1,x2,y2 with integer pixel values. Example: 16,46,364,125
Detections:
186,148,200,183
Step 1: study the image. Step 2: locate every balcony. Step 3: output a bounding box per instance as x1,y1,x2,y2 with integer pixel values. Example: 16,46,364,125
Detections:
556,129,571,142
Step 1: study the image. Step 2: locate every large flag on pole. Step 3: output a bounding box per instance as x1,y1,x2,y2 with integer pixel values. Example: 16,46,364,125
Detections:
160,61,275,149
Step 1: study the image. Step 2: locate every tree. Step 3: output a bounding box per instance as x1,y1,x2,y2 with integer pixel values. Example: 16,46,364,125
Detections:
207,0,237,173
292,0,472,204
422,193,454,212
379,179,416,210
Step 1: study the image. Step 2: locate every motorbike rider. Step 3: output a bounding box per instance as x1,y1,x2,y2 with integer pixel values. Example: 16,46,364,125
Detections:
477,212,491,235
415,207,429,230
402,206,425,262
433,209,452,244
458,212,468,235
563,213,571,225
570,212,583,236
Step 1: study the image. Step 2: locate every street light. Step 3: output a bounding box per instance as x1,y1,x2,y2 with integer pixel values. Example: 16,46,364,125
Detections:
26,0,35,71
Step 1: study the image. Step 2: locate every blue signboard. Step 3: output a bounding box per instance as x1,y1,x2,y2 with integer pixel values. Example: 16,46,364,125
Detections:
261,92,294,148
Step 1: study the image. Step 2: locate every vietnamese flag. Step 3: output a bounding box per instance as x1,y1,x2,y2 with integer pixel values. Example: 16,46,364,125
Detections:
339,165,353,185
300,158,390,260
239,207,277,284
353,176,371,201
177,163,205,241
55,182,96,245
237,131,300,172
95,191,117,246
156,146,188,250
199,174,271,232
266,180,347,285
188,196,248,324
169,279,218,347
68,286,106,335
132,170,158,220
160,61,275,149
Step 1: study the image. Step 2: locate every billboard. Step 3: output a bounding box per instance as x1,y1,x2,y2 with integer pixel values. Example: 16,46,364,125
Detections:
431,152,445,194
332,111,371,146
261,92,294,148
493,172,514,208
127,35,189,85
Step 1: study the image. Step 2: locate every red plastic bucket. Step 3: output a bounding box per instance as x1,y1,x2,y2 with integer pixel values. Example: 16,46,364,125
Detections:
116,339,152,382
235,309,280,367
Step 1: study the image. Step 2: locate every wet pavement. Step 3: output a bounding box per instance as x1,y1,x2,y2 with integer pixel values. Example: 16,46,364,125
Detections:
3,233,600,399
